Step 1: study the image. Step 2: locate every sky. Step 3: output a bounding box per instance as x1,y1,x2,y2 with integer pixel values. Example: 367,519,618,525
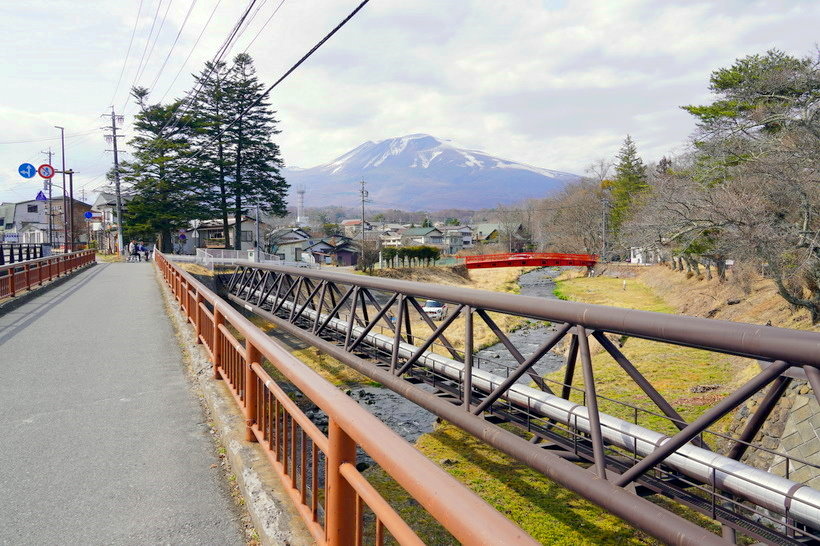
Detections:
0,0,818,206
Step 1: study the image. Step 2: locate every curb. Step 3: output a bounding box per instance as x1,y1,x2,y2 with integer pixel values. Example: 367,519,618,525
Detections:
154,265,313,546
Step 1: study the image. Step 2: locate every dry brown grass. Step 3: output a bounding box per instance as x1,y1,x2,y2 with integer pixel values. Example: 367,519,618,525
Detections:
178,263,216,277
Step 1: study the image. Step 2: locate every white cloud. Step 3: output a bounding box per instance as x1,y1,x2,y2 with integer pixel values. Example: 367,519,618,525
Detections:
1,0,819,205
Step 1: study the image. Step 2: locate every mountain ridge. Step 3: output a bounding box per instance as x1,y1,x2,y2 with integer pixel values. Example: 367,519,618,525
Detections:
284,134,579,211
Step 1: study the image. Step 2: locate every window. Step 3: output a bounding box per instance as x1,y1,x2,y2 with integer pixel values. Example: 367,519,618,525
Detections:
4,223,12,230
27,205,38,213
241,230,253,242
0,217,4,225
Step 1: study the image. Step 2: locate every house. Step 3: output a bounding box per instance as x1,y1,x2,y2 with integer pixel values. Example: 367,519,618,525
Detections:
304,236,360,266
2,197,91,247
269,227,311,262
90,191,131,253
473,222,526,251
340,219,372,238
178,215,273,254
441,226,474,254
379,230,403,248
400,227,444,247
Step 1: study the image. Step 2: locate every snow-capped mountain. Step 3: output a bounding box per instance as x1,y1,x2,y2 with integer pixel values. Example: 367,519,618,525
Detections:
284,134,579,211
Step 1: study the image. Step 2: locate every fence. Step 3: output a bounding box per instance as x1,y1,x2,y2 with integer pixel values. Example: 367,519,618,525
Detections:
155,250,535,545
0,250,95,300
0,243,46,265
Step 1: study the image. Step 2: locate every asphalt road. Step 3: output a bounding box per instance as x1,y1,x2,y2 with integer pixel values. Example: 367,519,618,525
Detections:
0,262,245,545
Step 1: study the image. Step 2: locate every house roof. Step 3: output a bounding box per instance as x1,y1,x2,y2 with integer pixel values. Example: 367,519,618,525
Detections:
402,227,441,236
340,219,369,226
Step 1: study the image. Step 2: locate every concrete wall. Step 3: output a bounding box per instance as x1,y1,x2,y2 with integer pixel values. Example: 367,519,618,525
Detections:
725,380,820,490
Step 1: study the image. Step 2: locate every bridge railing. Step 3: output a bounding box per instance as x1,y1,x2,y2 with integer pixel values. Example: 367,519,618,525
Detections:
155,250,536,546
221,260,820,544
463,252,598,263
0,243,46,265
0,250,95,300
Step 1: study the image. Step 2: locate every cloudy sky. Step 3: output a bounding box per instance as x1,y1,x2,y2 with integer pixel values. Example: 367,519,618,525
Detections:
0,0,818,205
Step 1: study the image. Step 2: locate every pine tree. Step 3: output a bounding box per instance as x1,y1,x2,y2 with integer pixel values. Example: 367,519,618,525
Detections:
121,87,206,251
222,53,288,250
609,135,648,235
191,60,234,248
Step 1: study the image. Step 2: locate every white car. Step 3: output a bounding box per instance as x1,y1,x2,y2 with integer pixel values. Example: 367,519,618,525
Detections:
422,299,448,320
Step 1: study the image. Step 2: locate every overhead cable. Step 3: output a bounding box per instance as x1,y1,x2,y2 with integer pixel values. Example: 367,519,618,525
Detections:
109,0,146,107
146,0,198,92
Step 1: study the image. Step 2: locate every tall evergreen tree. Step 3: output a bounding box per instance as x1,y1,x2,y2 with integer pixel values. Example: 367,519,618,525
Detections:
120,87,206,251
191,60,234,248
222,53,288,250
609,135,648,235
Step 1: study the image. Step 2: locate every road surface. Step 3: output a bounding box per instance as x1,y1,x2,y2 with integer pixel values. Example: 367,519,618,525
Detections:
0,262,245,545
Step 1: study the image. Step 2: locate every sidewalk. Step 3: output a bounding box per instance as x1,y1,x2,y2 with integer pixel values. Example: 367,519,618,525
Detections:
0,262,245,545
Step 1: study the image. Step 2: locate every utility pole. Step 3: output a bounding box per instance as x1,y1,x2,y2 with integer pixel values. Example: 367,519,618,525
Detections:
41,147,54,246
254,204,261,263
103,108,125,256
54,126,69,250
359,179,368,264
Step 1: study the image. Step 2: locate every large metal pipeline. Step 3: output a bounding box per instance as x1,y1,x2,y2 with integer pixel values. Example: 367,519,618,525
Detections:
242,286,820,529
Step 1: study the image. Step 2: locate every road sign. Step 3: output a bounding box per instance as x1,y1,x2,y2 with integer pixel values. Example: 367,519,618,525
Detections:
18,163,36,178
38,164,55,179
35,191,47,201
84,211,93,219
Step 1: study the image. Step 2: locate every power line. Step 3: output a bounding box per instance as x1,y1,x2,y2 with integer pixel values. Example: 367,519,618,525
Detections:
0,128,99,145
109,0,146,107
146,0,198,92
140,0,259,150
133,0,175,86
121,0,165,113
158,0,223,103
242,0,287,53
183,0,371,165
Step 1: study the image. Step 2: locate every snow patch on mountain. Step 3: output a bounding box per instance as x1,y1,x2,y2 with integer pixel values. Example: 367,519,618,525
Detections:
284,134,579,211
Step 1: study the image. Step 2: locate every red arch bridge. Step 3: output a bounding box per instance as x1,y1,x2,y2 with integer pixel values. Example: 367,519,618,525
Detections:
462,252,598,269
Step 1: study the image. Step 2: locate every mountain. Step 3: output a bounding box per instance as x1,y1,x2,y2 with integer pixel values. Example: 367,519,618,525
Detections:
283,134,580,211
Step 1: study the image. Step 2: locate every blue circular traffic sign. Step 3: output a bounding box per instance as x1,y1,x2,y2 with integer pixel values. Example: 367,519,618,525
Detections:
84,211,93,219
18,163,36,178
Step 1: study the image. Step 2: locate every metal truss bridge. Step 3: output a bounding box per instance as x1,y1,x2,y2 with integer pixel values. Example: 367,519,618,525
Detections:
222,260,820,545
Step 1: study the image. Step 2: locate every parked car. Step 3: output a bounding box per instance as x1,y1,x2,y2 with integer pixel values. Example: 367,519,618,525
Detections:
422,299,448,320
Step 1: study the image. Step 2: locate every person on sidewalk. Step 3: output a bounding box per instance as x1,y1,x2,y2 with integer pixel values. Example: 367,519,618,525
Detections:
128,240,138,262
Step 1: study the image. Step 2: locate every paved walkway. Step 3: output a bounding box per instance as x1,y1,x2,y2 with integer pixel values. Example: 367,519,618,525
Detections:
0,262,245,545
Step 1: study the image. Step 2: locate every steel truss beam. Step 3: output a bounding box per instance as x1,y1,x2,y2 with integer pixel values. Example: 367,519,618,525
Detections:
222,263,820,544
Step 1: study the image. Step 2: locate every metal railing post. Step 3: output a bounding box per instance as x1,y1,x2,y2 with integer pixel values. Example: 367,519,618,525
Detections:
245,342,260,443
9,265,15,297
326,419,357,546
213,309,224,380
195,293,204,344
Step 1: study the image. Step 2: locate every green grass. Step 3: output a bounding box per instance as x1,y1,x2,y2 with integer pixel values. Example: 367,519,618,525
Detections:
549,276,741,436
365,422,653,545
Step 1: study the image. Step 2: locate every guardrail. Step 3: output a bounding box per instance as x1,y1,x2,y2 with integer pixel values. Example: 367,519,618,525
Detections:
154,250,536,545
0,250,95,300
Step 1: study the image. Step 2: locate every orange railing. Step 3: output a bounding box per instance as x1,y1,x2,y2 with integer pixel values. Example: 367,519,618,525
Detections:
155,251,536,546
0,250,96,300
